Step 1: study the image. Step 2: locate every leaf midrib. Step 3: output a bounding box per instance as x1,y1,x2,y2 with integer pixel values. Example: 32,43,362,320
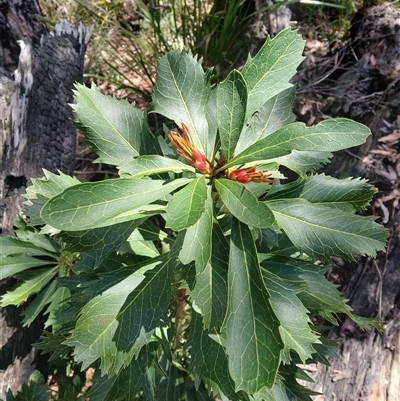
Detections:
271,208,376,241
47,179,188,215
238,224,263,383
246,37,296,100
167,56,199,147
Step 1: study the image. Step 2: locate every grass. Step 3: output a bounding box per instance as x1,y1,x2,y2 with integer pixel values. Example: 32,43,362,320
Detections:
38,0,371,107
39,0,260,101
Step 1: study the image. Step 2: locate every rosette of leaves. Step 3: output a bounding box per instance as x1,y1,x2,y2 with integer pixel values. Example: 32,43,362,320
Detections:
0,28,387,400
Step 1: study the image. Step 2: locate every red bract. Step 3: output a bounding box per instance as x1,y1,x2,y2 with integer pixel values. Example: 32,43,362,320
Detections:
228,166,276,184
168,123,213,175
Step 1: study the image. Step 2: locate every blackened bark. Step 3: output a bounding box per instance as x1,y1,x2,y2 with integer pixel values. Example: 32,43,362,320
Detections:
295,3,400,400
0,0,89,397
0,10,89,235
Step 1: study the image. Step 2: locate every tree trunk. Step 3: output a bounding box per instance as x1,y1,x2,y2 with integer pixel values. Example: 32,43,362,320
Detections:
295,3,400,400
0,0,88,397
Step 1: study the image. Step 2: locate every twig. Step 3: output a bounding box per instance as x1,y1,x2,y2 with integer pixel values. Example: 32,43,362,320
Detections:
174,288,187,349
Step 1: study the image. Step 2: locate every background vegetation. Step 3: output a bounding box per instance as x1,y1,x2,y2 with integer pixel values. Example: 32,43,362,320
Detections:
38,0,367,102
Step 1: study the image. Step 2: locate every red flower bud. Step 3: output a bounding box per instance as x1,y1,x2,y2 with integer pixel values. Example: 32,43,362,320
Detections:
168,123,213,175
227,165,275,184
229,168,252,183
192,149,210,174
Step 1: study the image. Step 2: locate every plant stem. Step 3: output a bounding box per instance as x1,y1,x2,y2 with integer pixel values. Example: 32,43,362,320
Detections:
174,288,187,349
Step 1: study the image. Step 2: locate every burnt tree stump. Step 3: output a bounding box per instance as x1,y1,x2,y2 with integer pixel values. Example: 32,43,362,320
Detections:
0,0,88,397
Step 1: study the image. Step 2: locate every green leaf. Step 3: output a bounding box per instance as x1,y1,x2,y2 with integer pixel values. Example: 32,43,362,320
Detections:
15,229,57,255
272,149,333,174
217,69,247,161
235,87,295,155
186,311,243,401
127,229,160,258
152,50,211,156
0,254,56,280
23,196,49,227
262,233,300,258
206,87,218,158
0,236,56,258
41,177,190,231
311,335,338,366
266,198,388,260
65,244,180,375
113,256,175,352
72,83,159,166
254,364,319,401
220,119,371,171
190,223,228,328
165,176,208,231
25,169,81,200
64,261,160,375
21,280,58,327
78,255,139,295
59,220,141,267
137,219,169,242
44,286,72,330
261,268,320,363
215,179,275,228
242,28,305,120
266,174,377,212
1,267,58,307
155,355,186,401
1,371,48,401
179,187,213,270
34,331,71,362
23,170,81,225
222,218,282,393
277,364,320,401
83,344,156,401
261,256,355,325
119,155,195,178
258,223,281,250
14,227,59,254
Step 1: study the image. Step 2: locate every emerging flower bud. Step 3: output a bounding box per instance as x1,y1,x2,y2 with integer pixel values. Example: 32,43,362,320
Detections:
192,149,210,173
168,123,213,175
227,165,276,184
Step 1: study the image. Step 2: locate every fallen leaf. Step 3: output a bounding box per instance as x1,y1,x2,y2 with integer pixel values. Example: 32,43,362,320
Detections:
378,131,400,143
